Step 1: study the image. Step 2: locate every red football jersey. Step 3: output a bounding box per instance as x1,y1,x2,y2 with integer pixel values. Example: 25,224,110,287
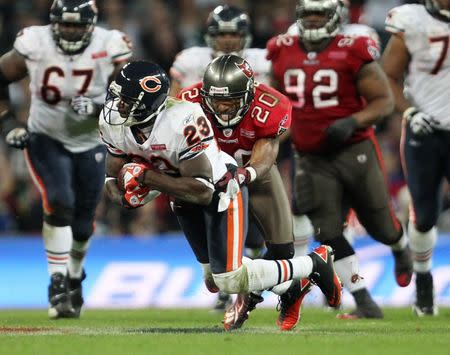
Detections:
178,82,292,165
267,33,379,153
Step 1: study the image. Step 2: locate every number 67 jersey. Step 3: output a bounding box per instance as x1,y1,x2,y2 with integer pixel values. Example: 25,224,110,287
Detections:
179,82,292,166
14,25,132,153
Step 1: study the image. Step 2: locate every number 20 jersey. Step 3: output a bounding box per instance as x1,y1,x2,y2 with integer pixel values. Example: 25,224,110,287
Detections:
385,4,450,129
179,82,292,166
267,34,379,153
14,25,132,152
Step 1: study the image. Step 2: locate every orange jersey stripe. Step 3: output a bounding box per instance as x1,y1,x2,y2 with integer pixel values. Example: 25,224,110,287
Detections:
24,149,53,214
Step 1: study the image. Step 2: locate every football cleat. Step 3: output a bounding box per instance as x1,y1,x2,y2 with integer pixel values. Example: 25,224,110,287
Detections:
392,247,413,287
223,292,264,331
413,272,438,317
48,272,76,319
308,245,342,308
277,278,312,331
337,288,383,319
214,291,232,311
68,270,86,318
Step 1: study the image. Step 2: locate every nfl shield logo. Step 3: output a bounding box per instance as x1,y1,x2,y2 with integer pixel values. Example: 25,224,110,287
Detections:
223,128,233,137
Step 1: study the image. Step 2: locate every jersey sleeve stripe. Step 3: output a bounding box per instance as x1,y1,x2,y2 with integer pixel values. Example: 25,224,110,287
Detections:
385,24,405,34
178,136,214,158
179,150,204,162
112,51,132,63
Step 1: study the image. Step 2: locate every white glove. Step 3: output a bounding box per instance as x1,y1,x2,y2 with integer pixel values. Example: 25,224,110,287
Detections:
71,96,96,116
5,127,29,149
217,178,240,212
403,107,439,135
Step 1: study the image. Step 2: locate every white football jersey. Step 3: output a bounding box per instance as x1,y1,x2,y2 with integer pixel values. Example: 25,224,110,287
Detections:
14,25,132,152
385,4,450,129
99,98,234,183
286,22,381,48
170,46,271,87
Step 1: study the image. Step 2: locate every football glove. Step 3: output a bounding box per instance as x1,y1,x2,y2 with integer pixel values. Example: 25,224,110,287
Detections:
122,186,161,209
5,127,29,149
403,107,438,135
71,96,98,116
325,117,358,148
216,166,256,191
118,162,148,192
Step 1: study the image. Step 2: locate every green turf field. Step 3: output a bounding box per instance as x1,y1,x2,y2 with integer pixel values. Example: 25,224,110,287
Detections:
1,307,449,355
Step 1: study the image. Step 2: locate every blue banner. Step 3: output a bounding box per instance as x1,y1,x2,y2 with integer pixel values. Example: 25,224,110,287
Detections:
1,234,449,309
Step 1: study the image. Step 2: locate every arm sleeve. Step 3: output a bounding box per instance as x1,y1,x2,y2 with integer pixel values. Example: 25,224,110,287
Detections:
106,30,133,64
13,27,41,61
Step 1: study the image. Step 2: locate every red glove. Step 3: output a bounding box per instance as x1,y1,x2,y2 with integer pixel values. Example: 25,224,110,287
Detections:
215,171,234,191
118,163,148,192
234,167,251,186
122,186,151,209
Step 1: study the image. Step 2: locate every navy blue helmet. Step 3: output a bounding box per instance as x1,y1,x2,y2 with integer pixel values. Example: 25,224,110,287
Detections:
50,0,98,54
104,61,170,127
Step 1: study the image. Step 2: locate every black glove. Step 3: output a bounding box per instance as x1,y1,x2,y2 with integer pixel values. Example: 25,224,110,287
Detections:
325,116,358,148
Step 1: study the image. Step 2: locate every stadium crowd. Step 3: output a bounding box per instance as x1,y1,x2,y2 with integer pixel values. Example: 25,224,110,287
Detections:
0,0,449,237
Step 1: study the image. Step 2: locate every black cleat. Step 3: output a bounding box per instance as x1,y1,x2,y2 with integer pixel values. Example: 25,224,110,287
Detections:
413,272,438,317
214,291,232,311
48,272,76,319
68,270,86,318
393,247,413,287
308,245,342,308
337,288,383,319
223,293,264,331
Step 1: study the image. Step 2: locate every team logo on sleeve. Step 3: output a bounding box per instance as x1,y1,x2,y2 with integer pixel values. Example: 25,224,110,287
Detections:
235,61,253,79
139,76,162,93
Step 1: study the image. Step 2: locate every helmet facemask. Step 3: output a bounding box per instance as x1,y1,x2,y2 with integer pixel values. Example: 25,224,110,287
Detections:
51,21,95,54
103,81,167,127
296,0,343,42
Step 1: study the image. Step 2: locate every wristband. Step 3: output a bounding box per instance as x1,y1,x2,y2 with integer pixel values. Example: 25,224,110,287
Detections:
105,176,117,185
402,107,417,121
245,166,257,183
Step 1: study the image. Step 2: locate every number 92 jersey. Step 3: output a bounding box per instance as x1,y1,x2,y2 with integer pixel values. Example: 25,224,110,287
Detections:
99,98,233,183
385,4,450,129
178,82,292,166
14,25,132,153
267,34,379,153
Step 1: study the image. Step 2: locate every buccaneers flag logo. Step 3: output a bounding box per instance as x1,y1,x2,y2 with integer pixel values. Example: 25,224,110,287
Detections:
235,60,253,79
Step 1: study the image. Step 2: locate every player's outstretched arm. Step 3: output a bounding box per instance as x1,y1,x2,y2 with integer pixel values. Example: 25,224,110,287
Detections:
0,49,29,148
247,137,279,181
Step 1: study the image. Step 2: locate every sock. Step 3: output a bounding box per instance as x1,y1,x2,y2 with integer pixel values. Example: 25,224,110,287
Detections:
244,256,313,292
293,214,313,256
270,280,293,295
334,254,365,293
409,222,436,273
389,230,408,251
68,239,91,279
43,222,72,276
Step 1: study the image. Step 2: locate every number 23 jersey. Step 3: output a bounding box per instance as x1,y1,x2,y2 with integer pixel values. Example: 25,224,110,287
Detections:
99,98,232,183
267,34,379,153
178,82,292,166
14,25,132,152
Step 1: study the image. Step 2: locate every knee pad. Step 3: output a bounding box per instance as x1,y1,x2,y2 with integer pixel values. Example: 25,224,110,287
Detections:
264,242,294,260
213,265,249,294
44,204,73,226
324,235,355,261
